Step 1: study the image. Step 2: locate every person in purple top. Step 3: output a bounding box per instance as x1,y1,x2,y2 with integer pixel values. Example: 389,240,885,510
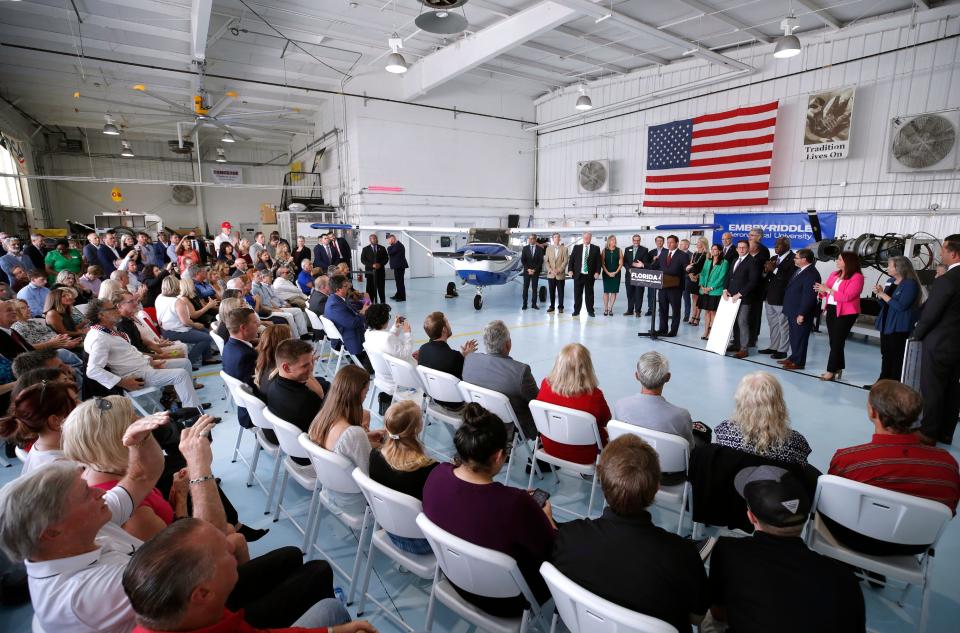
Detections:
422,403,556,617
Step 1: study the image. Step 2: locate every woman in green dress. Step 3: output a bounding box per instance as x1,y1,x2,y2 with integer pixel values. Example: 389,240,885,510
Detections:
698,243,729,340
44,239,83,285
601,235,623,316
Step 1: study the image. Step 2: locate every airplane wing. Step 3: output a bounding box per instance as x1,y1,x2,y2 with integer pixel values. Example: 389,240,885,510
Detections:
431,251,510,262
310,223,720,235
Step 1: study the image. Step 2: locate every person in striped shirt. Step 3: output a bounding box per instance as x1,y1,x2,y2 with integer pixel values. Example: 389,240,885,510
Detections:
826,380,959,555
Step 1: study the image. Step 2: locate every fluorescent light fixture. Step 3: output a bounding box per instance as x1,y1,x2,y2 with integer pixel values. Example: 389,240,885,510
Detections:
385,35,407,74
774,16,801,59
595,13,611,23
102,114,120,136
120,140,134,158
575,84,592,111
221,130,236,143
215,147,227,163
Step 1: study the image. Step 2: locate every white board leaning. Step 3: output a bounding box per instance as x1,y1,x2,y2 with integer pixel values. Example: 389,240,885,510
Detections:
706,296,741,355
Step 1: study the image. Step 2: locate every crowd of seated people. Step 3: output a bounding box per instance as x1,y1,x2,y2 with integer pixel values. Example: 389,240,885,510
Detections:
0,229,957,633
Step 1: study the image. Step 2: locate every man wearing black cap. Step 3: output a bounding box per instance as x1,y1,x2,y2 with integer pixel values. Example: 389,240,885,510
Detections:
707,466,865,633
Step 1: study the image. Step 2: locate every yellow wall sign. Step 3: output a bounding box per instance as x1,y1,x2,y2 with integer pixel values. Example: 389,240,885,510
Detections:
111,187,123,202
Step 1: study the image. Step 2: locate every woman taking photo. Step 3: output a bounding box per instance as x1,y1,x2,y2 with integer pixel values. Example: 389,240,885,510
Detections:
535,342,610,464
155,276,216,370
601,235,623,316
308,365,386,515
44,287,90,338
815,252,864,381
369,400,438,554
873,255,922,383
698,244,727,340
140,264,168,309
685,237,708,326
0,380,77,474
714,372,811,465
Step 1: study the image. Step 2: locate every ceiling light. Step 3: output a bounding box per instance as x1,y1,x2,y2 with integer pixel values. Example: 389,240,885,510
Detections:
773,16,801,59
575,84,592,111
594,13,611,23
385,35,408,74
215,147,227,163
221,130,236,143
120,140,134,158
102,114,120,136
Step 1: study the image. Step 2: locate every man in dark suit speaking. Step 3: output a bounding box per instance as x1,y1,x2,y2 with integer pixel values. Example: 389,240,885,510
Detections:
914,234,960,445
520,234,544,310
780,248,821,370
652,235,689,337
567,232,601,317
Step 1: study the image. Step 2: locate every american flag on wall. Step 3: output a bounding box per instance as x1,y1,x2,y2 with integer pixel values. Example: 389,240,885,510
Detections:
643,100,779,207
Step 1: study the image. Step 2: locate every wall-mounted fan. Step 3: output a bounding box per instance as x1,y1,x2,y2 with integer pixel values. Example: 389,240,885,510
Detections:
171,185,196,205
577,160,610,194
888,111,959,172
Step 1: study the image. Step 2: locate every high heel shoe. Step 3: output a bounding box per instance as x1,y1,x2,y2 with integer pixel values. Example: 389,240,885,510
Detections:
820,370,842,382
701,327,711,341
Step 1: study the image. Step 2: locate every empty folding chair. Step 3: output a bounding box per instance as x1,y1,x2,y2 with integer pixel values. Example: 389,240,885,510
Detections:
459,381,540,485
804,475,952,633
305,308,329,374
298,433,371,604
233,386,283,514
319,315,360,376
416,513,549,633
263,409,317,534
606,421,692,535
352,469,437,616
527,400,603,518
362,343,394,411
539,562,677,633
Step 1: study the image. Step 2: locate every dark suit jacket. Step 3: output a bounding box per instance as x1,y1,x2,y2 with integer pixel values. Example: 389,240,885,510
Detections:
309,290,329,316
0,328,33,360
360,244,389,272
418,339,466,379
153,241,170,265
721,244,738,265
782,264,822,320
24,245,45,272
82,243,99,268
520,244,543,274
876,278,920,335
913,265,960,359
645,246,667,267
387,242,408,269
323,293,366,355
567,243,601,276
313,243,333,270
726,255,761,304
96,244,121,276
223,337,260,429
651,248,690,283
332,237,352,268
763,251,797,306
622,245,649,270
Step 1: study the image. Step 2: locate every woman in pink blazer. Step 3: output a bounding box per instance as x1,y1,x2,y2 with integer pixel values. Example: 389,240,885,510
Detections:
814,252,864,381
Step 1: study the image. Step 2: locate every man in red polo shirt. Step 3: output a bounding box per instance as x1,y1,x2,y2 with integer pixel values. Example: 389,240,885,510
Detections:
827,380,959,555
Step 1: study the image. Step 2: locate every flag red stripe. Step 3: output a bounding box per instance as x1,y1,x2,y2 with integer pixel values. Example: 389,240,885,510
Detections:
645,166,771,183
690,134,775,153
688,150,773,167
643,197,769,208
692,101,779,125
645,181,770,196
692,118,777,139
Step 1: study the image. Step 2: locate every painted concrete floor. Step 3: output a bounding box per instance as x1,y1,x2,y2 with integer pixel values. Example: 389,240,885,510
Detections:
2,275,958,633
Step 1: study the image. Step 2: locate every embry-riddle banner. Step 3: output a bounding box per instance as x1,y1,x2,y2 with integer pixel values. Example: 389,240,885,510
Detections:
712,212,838,249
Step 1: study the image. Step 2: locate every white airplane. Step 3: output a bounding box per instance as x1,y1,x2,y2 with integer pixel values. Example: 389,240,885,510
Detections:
311,222,720,309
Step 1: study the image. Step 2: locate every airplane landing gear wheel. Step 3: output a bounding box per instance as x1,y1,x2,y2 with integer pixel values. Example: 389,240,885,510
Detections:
445,282,458,298
539,286,547,303
474,295,483,310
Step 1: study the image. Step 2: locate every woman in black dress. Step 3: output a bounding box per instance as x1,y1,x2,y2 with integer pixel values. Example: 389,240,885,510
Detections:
685,237,708,326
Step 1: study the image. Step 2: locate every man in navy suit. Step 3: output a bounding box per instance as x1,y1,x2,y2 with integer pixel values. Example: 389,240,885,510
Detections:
622,235,649,316
652,235,689,337
222,306,261,429
387,233,408,302
313,234,334,271
724,241,761,358
520,234,543,310
324,273,373,372
720,232,738,265
96,230,122,277
360,234,389,304
644,235,667,315
83,232,101,269
780,248,821,370
567,232,602,317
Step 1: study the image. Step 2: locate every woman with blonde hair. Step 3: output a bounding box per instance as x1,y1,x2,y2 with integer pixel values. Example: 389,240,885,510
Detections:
535,342,611,464
98,278,123,301
685,237,708,326
369,400,438,554
179,275,218,327
155,275,215,370
308,365,385,514
44,287,89,337
254,323,292,391
714,372,811,464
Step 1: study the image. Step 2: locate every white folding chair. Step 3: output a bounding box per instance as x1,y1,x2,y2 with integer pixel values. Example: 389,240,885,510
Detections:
210,330,226,355
416,513,549,633
539,562,678,633
459,381,540,485
527,401,602,518
124,386,163,416
263,409,317,532
220,370,254,463
297,433,371,604
352,469,437,616
14,445,28,463
233,387,283,514
362,343,395,410
804,475,952,633
305,308,328,374
417,365,466,430
606,421,692,535
319,315,360,376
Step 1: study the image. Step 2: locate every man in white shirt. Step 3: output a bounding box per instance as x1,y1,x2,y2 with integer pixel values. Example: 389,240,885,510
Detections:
273,266,307,302
213,221,235,253
251,270,308,338
84,298,201,408
249,232,267,263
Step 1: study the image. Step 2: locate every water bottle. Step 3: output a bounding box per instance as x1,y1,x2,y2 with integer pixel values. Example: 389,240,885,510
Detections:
334,586,347,607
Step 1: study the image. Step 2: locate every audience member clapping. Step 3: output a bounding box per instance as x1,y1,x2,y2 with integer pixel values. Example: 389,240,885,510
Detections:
416,311,477,410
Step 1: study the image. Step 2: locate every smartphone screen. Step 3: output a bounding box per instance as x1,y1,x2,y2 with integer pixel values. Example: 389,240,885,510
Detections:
530,488,551,508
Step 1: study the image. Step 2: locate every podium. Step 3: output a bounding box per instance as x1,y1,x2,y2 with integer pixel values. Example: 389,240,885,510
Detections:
628,269,681,338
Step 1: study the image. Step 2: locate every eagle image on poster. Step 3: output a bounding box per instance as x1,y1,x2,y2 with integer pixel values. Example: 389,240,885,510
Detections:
803,87,855,161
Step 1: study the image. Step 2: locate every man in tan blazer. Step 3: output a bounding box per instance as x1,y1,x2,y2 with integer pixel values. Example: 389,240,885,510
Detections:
545,232,569,313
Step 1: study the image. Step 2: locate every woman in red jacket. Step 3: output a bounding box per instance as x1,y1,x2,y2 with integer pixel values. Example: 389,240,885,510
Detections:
536,342,611,463
815,252,864,382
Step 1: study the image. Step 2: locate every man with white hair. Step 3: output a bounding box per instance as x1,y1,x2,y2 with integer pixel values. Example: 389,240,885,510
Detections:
461,319,539,440
0,236,37,281
273,265,307,303
251,270,308,338
614,351,695,447
24,233,47,271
